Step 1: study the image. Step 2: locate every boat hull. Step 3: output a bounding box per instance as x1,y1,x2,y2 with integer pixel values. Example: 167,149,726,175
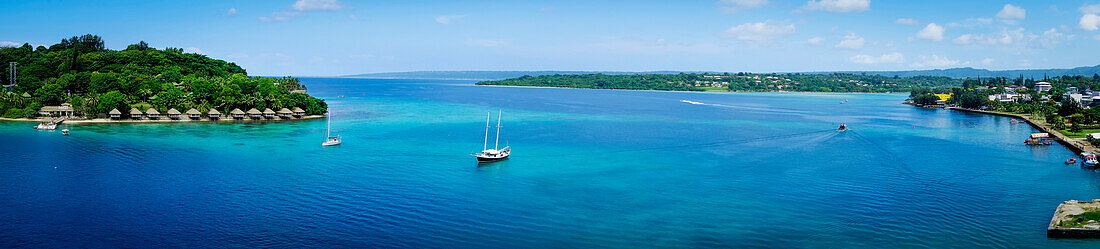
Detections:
476,155,509,163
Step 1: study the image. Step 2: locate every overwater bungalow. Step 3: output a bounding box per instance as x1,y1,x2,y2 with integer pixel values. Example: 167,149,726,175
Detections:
145,108,161,120
230,108,245,120
262,108,276,119
129,108,143,120
38,103,75,117
109,108,122,119
246,108,262,119
292,107,305,118
167,108,181,120
277,108,293,119
186,108,202,120
208,109,222,120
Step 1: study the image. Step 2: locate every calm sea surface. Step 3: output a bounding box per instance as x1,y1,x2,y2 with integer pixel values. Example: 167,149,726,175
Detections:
2,78,1100,248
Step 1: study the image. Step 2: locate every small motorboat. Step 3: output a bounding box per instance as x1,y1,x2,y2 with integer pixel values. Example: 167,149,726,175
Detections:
837,123,849,132
61,129,69,135
1066,158,1077,164
1010,119,1022,124
1083,152,1099,168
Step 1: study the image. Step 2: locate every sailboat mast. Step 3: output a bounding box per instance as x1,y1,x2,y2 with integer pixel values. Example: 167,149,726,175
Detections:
483,111,490,151
494,109,502,150
326,112,331,138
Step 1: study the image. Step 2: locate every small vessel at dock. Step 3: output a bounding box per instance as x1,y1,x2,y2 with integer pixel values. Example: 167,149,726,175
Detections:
1024,133,1053,145
321,112,341,147
472,110,510,163
1082,152,1099,168
34,122,57,130
1066,158,1077,164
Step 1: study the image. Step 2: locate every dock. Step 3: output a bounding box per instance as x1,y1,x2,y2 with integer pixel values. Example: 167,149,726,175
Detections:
1048,199,1100,238
946,107,1097,154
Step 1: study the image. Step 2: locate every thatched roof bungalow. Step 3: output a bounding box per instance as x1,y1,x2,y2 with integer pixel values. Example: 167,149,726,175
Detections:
208,109,222,120
277,108,293,119
186,108,202,119
292,107,305,118
145,108,161,120
109,108,122,119
230,108,245,119
262,108,276,119
246,108,263,119
166,108,181,119
129,108,143,120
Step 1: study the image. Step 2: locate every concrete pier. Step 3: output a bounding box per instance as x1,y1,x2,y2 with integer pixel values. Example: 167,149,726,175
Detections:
1048,200,1100,238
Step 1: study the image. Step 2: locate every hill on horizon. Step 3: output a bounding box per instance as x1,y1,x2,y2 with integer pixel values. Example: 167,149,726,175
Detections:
343,64,1100,80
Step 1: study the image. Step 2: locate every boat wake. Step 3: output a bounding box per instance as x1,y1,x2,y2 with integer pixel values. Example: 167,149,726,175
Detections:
679,99,813,115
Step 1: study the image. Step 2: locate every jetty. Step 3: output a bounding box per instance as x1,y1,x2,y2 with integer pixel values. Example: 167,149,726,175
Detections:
946,107,1097,154
1049,199,1100,238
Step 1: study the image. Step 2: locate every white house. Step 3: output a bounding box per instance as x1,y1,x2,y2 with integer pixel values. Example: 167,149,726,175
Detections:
1035,82,1053,92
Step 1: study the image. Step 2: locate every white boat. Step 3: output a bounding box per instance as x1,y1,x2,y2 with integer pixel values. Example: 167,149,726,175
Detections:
1083,152,1099,168
472,110,510,163
35,122,57,130
61,129,69,135
321,112,341,146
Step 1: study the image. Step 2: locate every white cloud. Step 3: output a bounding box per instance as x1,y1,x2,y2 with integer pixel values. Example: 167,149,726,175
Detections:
911,55,968,68
995,4,1026,22
807,37,824,45
293,0,342,11
916,23,945,41
850,52,905,64
982,58,995,66
1081,3,1100,14
952,34,973,44
946,18,993,28
953,28,1070,50
227,8,237,16
1082,14,1100,31
800,0,870,13
724,21,796,43
1041,28,1070,49
834,33,864,49
259,11,300,22
436,15,464,24
183,47,205,54
0,41,19,47
894,18,919,25
717,0,770,13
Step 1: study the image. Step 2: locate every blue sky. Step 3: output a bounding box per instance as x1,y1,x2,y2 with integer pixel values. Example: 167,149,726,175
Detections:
3,0,1100,76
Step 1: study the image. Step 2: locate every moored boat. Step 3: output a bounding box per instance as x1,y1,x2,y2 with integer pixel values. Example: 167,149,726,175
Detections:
472,110,510,163
1082,152,1099,168
321,112,341,147
1066,158,1077,164
34,122,57,130
1024,133,1053,145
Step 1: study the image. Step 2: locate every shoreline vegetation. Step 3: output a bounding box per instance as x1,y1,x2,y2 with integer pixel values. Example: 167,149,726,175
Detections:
0,34,328,123
475,73,960,93
906,74,1100,153
0,115,323,124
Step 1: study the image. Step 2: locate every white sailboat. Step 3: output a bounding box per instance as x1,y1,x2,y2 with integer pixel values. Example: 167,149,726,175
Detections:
321,111,341,146
472,110,509,163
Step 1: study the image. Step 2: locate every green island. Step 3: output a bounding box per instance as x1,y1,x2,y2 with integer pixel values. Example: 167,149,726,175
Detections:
475,73,961,92
0,34,327,122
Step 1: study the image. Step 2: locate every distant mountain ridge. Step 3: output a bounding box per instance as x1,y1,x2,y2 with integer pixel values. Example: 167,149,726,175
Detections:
343,65,1100,80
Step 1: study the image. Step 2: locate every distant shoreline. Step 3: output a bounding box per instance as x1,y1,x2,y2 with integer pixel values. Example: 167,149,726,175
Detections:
0,115,324,124
475,84,900,94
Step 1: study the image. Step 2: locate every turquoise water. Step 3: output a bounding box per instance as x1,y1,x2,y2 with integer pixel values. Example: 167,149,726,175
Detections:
2,78,1100,248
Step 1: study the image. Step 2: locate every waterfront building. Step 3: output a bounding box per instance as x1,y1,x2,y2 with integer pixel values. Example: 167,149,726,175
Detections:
38,103,74,117
277,108,293,119
262,108,276,119
108,108,121,119
292,107,305,118
186,109,202,119
246,108,263,119
207,109,222,120
166,108,181,120
129,108,143,120
145,108,160,120
230,108,245,119
1064,93,1084,105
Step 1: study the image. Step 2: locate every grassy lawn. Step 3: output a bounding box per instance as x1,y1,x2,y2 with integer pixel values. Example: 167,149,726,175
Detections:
1059,210,1100,228
1058,128,1100,138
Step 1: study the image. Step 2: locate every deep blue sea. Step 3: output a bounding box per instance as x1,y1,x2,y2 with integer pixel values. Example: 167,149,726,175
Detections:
2,78,1100,248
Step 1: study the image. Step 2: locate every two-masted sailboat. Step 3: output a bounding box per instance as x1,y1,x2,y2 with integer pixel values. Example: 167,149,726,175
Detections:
472,110,509,163
321,111,341,147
